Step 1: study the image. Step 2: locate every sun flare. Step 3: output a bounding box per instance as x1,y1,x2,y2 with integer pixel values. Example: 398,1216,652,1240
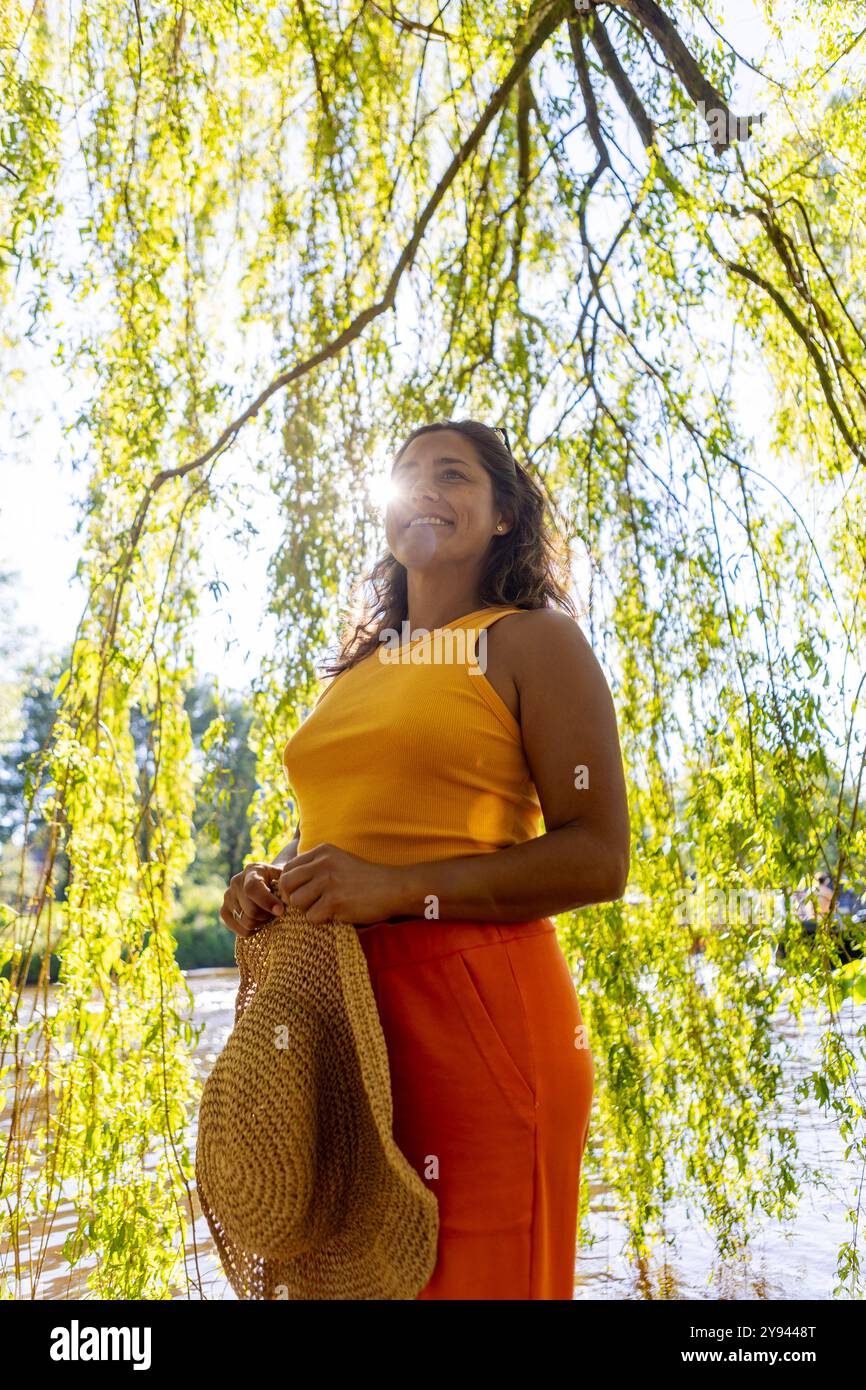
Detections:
369,471,399,511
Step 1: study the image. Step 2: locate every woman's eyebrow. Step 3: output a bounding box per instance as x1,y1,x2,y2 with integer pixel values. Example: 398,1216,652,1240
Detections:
393,455,472,469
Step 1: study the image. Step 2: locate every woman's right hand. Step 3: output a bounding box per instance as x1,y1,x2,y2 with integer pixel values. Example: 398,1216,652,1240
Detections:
220,861,285,937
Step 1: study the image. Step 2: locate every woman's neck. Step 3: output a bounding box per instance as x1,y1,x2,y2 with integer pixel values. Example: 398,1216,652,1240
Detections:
404,574,486,635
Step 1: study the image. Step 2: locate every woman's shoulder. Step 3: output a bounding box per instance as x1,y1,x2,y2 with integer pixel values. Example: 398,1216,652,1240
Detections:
491,606,598,679
492,605,588,644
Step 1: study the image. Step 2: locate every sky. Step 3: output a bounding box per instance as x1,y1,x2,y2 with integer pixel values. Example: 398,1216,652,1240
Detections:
0,0,826,705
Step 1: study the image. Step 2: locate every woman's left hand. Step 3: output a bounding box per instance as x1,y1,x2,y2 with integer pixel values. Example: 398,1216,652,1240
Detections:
273,842,405,925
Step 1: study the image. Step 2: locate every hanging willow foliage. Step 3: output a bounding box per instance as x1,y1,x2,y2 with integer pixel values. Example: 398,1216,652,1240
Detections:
1,0,865,1298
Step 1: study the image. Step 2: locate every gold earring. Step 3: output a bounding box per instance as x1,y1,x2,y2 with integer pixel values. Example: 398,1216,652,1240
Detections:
496,523,503,532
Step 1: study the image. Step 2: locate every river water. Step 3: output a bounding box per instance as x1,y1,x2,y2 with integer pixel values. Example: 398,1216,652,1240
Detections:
4,963,865,1299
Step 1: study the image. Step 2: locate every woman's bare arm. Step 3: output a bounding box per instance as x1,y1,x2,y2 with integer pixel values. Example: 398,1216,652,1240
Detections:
272,822,301,868
390,611,630,922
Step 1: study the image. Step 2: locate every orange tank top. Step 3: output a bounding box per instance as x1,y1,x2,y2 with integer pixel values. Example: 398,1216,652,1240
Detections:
282,606,543,866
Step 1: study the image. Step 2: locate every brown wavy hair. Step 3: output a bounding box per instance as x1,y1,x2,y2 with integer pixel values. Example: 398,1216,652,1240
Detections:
320,418,576,677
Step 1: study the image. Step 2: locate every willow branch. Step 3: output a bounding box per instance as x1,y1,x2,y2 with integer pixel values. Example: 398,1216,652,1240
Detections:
588,11,656,149
725,258,866,468
568,14,611,171
88,0,575,713
612,0,756,149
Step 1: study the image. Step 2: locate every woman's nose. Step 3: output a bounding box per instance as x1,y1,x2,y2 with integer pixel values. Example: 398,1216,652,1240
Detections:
410,479,439,502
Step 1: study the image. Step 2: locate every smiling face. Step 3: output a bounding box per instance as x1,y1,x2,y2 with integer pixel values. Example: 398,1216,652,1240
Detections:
385,428,511,573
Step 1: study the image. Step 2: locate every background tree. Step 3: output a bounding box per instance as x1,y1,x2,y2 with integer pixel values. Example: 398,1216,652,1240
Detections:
182,680,258,886
0,658,260,906
1,0,864,1297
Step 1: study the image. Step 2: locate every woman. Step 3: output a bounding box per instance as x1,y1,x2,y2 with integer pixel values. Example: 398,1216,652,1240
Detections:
220,419,631,1300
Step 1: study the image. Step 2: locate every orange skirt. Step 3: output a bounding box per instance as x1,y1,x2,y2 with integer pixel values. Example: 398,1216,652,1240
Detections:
356,915,595,1300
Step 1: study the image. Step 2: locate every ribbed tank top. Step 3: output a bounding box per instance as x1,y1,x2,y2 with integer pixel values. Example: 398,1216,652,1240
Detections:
282,606,543,866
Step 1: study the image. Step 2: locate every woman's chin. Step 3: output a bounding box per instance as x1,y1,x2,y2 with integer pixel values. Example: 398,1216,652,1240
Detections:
393,532,454,565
